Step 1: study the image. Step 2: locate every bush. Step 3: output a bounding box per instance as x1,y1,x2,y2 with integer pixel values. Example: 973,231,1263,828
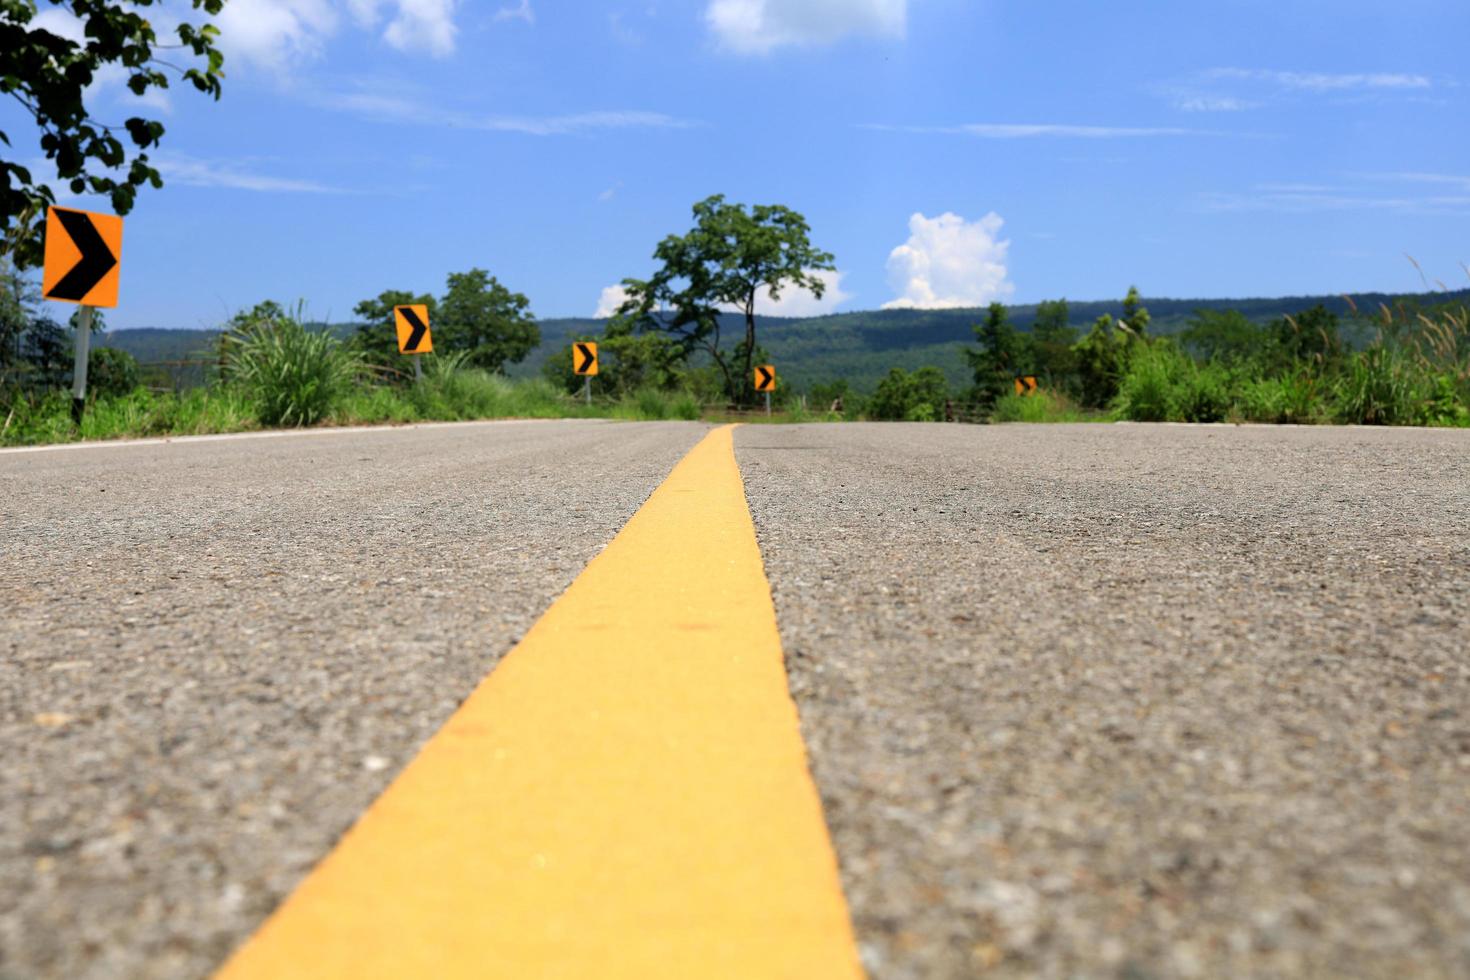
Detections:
223,311,358,427
87,347,140,398
1115,345,1181,421
1175,361,1233,423
1333,346,1426,425
868,366,949,421
991,388,1086,423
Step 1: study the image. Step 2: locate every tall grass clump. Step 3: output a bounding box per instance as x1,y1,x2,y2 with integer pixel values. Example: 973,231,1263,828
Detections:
406,353,572,420
1114,345,1184,421
221,305,358,426
610,387,702,421
991,388,1088,423
1332,345,1425,425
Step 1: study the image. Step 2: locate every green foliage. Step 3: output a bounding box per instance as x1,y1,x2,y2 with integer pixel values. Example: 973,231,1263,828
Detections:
19,315,70,388
1270,304,1343,374
221,303,358,427
991,388,1088,423
543,317,687,397
1,385,257,445
437,268,539,373
1,0,227,266
617,195,835,406
1121,286,1151,338
965,302,1032,409
607,387,702,421
1114,343,1179,421
1072,314,1129,409
87,345,138,397
1179,308,1263,364
352,289,437,373
868,365,949,421
1115,344,1233,423
1332,345,1425,425
1030,299,1076,386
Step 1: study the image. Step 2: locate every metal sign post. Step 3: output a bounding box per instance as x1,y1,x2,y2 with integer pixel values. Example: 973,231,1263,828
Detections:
70,305,93,424
583,374,592,406
765,390,771,417
414,354,423,383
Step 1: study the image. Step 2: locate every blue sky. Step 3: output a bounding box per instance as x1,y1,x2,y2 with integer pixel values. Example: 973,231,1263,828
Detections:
14,0,1470,328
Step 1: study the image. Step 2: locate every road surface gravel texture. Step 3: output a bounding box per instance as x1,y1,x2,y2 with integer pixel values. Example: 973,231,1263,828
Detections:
0,420,710,980
735,422,1470,979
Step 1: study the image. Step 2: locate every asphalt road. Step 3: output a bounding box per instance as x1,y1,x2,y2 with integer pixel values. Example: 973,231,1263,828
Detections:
0,420,710,980
3,420,1469,980
736,422,1470,979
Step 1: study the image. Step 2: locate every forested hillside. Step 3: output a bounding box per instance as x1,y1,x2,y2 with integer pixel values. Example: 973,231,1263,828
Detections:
101,288,1470,395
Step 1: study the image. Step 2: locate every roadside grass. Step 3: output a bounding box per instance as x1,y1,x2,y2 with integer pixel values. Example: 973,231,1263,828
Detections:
991,389,1094,423
0,378,719,448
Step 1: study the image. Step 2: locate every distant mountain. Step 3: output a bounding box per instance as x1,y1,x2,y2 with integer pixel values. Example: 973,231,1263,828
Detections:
105,287,1470,394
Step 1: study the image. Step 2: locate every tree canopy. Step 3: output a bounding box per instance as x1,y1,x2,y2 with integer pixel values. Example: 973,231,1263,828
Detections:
352,270,538,377
1,0,226,267
618,194,835,405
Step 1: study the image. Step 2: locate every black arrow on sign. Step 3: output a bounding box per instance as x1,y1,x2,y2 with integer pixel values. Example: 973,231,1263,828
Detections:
575,343,596,373
47,209,117,302
399,306,428,352
756,366,774,390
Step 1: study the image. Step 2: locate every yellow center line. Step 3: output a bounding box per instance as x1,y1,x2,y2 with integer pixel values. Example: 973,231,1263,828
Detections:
216,424,864,979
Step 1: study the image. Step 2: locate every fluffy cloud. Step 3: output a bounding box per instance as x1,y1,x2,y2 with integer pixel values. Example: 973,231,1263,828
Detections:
706,0,904,54
216,0,459,67
595,284,631,318
882,212,1013,310
747,269,850,317
215,0,339,67
595,270,850,318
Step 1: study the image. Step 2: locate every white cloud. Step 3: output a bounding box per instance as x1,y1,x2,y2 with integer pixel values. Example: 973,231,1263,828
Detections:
315,89,696,134
1163,68,1434,112
748,269,850,317
1205,68,1431,92
882,212,1013,310
706,0,904,54
215,0,339,67
381,0,458,55
596,270,849,318
215,0,459,66
493,0,534,25
1176,96,1258,113
864,123,1209,138
595,284,632,318
155,156,344,193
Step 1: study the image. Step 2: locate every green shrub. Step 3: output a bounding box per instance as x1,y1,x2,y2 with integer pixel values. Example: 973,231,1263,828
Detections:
1333,346,1425,425
868,366,949,421
1115,345,1181,421
223,312,358,427
1175,362,1232,423
88,347,140,398
670,391,701,420
991,388,1087,423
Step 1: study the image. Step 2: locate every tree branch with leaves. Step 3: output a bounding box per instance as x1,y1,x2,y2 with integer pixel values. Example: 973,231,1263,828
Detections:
1,0,227,267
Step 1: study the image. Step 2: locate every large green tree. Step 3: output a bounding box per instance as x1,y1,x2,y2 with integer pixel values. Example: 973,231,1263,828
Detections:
966,301,1032,409
1030,298,1076,387
352,271,537,376
618,195,835,406
437,268,538,373
1,0,226,267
